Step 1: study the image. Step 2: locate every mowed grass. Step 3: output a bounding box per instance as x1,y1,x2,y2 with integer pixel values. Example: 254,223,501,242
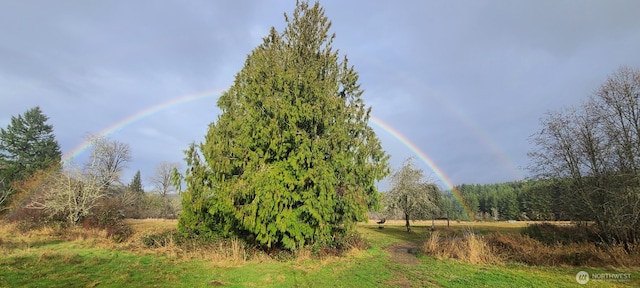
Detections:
1,220,638,287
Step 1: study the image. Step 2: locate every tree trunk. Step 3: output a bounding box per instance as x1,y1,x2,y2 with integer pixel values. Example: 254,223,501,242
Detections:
431,216,435,230
405,213,411,232
447,211,450,227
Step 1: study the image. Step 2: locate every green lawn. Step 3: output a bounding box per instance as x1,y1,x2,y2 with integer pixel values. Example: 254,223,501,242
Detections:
1,223,638,287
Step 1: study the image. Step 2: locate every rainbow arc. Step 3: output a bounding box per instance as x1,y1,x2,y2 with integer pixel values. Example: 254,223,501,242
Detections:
62,89,514,219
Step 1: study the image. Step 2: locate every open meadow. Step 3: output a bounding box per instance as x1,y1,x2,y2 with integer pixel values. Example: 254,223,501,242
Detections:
1,219,638,287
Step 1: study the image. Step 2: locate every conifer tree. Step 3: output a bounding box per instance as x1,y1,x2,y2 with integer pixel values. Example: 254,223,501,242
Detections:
0,106,61,183
128,170,144,193
178,1,388,250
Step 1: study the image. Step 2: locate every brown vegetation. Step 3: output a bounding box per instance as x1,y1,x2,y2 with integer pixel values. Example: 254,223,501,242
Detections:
0,218,368,267
422,230,500,265
421,223,640,267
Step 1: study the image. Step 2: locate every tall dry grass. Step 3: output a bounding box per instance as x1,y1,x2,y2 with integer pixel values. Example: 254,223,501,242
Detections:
421,228,640,267
422,229,500,265
1,218,367,267
0,220,255,265
485,232,639,267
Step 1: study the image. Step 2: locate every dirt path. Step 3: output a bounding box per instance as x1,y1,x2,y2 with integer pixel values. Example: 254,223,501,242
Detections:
384,242,433,287
385,242,421,266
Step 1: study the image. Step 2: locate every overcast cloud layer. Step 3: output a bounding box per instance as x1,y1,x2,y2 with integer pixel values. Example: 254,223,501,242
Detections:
2,1,640,190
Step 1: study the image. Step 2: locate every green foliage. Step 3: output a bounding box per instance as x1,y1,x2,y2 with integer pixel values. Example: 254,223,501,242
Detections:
455,181,527,221
438,193,469,221
125,170,145,218
128,170,144,194
0,106,61,184
178,1,388,250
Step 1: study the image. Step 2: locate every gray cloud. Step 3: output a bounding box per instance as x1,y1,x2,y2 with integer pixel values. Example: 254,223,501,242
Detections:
2,1,640,189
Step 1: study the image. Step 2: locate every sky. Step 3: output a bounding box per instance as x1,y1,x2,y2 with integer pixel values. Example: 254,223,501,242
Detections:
2,1,640,191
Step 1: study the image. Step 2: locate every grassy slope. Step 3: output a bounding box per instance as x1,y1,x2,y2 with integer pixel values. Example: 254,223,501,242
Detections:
1,222,638,287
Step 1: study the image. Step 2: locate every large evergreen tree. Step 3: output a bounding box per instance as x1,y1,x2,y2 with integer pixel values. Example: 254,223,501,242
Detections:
0,106,61,183
178,1,389,250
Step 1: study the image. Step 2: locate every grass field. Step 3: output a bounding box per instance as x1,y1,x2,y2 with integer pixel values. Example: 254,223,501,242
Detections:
1,219,638,287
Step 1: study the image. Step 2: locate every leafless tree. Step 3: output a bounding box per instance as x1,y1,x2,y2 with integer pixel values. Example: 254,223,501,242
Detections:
118,186,141,208
149,161,181,218
383,157,441,232
28,164,107,225
529,66,640,251
27,136,132,225
87,135,131,188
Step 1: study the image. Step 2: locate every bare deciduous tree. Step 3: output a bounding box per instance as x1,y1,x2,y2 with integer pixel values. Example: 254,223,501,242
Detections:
87,135,131,188
384,157,441,232
529,66,640,251
28,165,106,225
149,161,181,218
27,136,132,225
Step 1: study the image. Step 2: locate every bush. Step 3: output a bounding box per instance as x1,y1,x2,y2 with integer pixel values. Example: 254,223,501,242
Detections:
82,198,133,242
5,203,66,233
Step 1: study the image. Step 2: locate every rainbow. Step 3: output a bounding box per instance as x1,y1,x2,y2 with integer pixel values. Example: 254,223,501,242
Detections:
368,116,473,219
355,56,523,181
61,89,474,218
61,88,224,163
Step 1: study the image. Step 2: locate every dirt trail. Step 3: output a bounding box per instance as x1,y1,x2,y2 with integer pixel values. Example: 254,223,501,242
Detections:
383,241,433,287
385,242,421,266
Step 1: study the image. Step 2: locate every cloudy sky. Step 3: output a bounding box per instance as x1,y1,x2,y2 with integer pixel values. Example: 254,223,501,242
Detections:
2,1,639,190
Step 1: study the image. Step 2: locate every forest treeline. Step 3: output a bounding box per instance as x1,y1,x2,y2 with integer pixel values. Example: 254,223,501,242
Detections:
440,179,577,222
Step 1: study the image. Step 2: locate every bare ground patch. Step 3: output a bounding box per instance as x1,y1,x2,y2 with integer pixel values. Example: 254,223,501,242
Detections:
386,242,421,266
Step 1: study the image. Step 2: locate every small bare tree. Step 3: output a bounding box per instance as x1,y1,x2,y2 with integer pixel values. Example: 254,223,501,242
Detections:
149,161,181,218
29,164,107,225
27,136,132,225
384,157,441,232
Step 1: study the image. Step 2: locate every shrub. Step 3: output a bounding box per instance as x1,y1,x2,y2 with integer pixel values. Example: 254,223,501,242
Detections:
82,198,133,242
5,202,66,233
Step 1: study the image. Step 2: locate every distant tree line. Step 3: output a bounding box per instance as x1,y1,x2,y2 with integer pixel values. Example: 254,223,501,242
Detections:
443,180,573,222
